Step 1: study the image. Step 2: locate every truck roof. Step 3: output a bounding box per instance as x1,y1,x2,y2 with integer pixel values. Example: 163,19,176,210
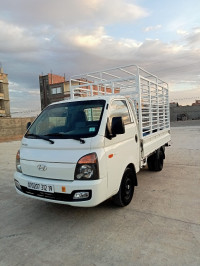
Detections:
49,94,127,106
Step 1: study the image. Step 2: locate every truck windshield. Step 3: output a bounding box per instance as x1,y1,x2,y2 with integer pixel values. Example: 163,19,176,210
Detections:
25,100,106,139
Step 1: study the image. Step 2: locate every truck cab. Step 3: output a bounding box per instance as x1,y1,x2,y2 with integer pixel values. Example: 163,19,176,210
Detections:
14,95,140,207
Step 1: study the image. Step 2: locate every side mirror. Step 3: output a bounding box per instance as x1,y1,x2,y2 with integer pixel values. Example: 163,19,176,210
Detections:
26,121,31,130
111,117,125,135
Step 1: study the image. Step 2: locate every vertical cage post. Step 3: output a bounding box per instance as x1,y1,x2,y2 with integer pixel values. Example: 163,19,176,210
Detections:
70,79,74,99
90,85,93,97
149,81,152,134
137,75,143,139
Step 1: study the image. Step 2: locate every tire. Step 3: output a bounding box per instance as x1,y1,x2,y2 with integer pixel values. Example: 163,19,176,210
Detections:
147,148,164,172
112,168,135,207
147,155,155,171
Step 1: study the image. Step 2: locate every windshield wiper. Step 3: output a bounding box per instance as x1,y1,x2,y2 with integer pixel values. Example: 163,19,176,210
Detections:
25,133,54,144
72,137,85,144
45,133,85,144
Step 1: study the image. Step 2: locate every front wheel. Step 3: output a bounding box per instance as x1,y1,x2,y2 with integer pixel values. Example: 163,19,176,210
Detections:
112,168,135,207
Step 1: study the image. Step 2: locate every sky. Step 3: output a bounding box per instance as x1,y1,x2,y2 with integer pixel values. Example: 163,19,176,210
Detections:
0,0,200,116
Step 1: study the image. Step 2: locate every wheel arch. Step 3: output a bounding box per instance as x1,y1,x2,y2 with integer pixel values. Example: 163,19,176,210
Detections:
126,163,138,186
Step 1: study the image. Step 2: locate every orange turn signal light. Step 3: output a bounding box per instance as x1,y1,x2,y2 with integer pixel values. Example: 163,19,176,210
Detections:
108,154,114,159
78,153,97,164
62,186,66,193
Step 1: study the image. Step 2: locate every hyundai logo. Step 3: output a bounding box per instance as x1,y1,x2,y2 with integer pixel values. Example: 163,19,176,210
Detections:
37,164,47,171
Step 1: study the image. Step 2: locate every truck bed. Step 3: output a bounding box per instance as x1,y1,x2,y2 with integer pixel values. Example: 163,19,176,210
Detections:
142,129,170,158
69,64,171,159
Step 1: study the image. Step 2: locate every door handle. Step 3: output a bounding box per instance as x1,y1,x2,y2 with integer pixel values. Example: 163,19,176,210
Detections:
135,134,138,142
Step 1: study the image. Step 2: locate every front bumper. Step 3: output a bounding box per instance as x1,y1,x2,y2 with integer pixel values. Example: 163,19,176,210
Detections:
14,172,107,207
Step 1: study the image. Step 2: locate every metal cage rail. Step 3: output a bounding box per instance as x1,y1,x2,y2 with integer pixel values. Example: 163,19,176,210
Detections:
69,65,170,139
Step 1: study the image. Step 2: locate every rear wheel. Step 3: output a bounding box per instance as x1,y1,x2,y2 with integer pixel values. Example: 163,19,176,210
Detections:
147,148,164,171
112,168,135,207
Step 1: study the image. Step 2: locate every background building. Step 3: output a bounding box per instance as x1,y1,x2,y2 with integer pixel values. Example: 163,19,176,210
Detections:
39,73,66,110
0,67,10,117
170,101,200,121
192,100,200,106
39,73,89,109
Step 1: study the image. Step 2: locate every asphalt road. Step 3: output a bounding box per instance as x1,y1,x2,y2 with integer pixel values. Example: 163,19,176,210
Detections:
0,122,200,266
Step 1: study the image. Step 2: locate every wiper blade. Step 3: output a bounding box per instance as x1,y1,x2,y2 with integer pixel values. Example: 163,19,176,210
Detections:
45,133,85,144
25,133,54,144
72,137,85,144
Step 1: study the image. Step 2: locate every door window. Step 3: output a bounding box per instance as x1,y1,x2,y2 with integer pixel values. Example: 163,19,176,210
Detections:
110,100,131,125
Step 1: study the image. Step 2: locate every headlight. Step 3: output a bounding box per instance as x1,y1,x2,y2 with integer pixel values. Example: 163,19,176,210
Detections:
16,150,22,173
74,153,99,180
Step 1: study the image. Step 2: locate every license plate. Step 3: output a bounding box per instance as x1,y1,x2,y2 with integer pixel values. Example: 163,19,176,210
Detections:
27,182,54,193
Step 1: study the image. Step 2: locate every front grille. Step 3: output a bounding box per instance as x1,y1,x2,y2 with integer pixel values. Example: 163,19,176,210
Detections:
19,186,92,202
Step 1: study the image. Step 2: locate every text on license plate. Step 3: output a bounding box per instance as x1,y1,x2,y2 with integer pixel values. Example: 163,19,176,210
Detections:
27,182,54,193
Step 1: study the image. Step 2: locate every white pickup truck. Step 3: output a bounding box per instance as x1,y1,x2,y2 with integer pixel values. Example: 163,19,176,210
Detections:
14,65,171,207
